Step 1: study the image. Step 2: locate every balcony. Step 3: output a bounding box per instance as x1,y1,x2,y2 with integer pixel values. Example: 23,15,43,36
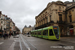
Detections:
35,22,48,29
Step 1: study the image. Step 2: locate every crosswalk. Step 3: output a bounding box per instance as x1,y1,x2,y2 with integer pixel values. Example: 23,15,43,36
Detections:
0,42,4,45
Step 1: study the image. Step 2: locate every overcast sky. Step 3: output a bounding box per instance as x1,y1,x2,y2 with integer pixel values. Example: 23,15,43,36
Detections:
0,0,72,31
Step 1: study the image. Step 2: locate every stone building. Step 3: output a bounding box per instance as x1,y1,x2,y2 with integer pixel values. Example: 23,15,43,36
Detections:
6,17,10,34
0,11,2,30
15,26,20,34
0,12,7,32
65,2,75,36
0,11,18,35
32,25,36,30
35,0,75,36
22,25,32,34
0,14,6,31
10,20,16,33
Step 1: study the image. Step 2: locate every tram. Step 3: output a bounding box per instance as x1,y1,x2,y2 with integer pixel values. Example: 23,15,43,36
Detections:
31,26,60,40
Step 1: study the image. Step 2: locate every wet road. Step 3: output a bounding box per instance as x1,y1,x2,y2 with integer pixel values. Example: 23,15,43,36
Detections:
0,36,20,50
0,34,75,50
20,34,75,50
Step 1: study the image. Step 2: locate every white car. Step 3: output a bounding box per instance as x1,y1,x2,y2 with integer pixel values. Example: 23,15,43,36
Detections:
13,35,19,38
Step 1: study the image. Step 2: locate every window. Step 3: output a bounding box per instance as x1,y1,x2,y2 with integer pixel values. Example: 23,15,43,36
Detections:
35,32,37,35
46,17,48,23
7,21,9,23
38,31,41,35
59,6,61,11
50,15,51,22
59,14,62,21
72,9,74,11
1,21,2,23
33,32,35,35
54,29,58,35
49,29,54,36
69,16,72,22
31,32,33,34
43,30,48,35
56,9,57,11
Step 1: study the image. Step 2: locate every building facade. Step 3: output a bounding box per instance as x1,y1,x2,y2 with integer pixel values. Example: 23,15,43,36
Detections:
0,11,20,35
22,25,32,34
65,3,75,36
35,0,75,36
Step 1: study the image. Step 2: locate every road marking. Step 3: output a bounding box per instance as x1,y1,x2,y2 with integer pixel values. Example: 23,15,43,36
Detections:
22,35,37,50
20,34,30,50
14,40,17,42
0,42,4,45
8,42,15,50
19,37,23,50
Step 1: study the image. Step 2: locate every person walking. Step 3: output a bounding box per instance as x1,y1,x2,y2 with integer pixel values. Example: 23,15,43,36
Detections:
3,31,7,39
3,33,5,39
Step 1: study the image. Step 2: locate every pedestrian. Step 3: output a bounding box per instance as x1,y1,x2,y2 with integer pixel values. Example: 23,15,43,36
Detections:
9,33,11,38
3,34,5,39
3,31,7,39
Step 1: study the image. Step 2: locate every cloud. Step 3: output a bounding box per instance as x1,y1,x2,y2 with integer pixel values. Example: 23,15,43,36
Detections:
23,16,35,26
0,0,71,32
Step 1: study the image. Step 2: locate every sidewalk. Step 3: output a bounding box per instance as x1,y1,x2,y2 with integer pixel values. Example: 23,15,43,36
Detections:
60,37,75,43
0,36,13,40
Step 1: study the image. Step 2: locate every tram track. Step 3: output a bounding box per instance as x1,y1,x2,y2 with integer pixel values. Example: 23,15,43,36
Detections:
22,35,37,50
19,37,23,50
19,34,75,50
19,34,37,50
20,34,30,50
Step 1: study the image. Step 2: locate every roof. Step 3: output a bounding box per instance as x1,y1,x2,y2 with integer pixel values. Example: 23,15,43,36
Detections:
35,1,66,19
66,4,75,11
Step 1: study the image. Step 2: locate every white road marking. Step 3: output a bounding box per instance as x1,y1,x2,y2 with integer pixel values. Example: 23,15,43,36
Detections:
22,35,37,50
20,34,30,50
8,42,15,50
0,42,4,45
19,37,23,50
14,40,17,42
